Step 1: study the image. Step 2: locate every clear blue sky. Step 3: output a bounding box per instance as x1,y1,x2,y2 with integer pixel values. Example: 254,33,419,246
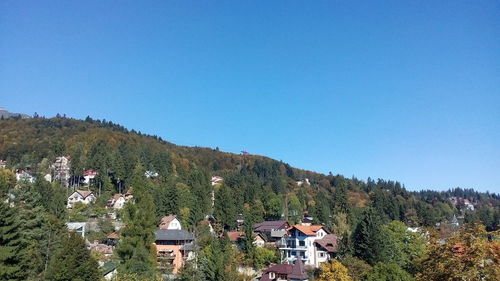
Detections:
1,1,499,193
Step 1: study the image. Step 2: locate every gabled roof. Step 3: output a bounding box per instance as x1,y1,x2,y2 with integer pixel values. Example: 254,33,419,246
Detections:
289,224,329,236
155,229,193,241
315,234,338,252
159,215,178,229
253,220,289,232
261,259,308,281
262,263,293,275
74,190,95,199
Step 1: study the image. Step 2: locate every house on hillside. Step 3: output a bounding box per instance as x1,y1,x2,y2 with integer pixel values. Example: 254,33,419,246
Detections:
296,178,310,187
145,170,159,178
279,224,336,267
154,229,195,274
0,160,6,168
259,258,308,281
314,234,338,261
211,176,223,185
83,169,98,185
253,220,290,243
236,214,245,230
107,193,132,209
67,190,96,208
227,231,266,248
101,262,118,281
15,168,35,183
66,222,86,237
159,215,182,230
52,156,71,187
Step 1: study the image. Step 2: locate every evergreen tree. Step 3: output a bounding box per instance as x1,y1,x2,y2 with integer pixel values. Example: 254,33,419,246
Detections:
0,202,25,281
214,185,236,230
353,207,389,265
116,164,157,278
242,210,255,263
175,260,203,281
201,235,241,281
45,232,99,281
338,231,354,259
333,184,350,215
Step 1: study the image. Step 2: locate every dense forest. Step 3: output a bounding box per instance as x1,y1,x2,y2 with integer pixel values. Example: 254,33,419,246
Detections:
0,116,499,281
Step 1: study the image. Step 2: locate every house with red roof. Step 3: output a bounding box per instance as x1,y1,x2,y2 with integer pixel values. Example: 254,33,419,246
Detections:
279,224,337,268
83,169,98,185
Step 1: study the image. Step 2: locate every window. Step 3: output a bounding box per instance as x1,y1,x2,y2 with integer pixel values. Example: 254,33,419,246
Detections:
319,252,325,258
291,251,296,256
299,241,305,247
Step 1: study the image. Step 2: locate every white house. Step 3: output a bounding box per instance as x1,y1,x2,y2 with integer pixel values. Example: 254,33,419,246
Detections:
52,156,71,187
0,160,6,169
44,173,52,182
107,193,130,209
83,169,98,185
67,190,96,208
296,178,310,186
159,215,182,230
211,176,223,185
145,170,159,178
279,224,336,268
15,169,35,183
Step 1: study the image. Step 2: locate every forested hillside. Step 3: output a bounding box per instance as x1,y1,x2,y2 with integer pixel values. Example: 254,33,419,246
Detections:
0,116,499,281
1,116,498,228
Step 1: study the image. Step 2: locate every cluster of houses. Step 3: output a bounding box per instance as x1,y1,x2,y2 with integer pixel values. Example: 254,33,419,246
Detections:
4,159,335,279
449,196,475,211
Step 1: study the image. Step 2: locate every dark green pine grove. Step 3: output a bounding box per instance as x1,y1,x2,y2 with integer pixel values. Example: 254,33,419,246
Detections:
352,207,389,265
0,202,24,281
45,233,100,281
115,164,157,278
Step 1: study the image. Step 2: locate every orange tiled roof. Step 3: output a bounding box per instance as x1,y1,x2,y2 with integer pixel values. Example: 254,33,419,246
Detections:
227,231,244,242
289,224,326,236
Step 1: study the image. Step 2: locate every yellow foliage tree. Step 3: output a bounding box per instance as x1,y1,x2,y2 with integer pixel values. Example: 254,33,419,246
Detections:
318,259,353,281
416,224,500,281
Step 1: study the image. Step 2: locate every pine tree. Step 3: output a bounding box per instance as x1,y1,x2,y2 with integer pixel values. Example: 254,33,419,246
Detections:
338,231,354,259
116,164,157,278
242,210,255,263
333,184,350,215
0,202,25,281
45,232,100,281
214,185,236,230
353,207,389,265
